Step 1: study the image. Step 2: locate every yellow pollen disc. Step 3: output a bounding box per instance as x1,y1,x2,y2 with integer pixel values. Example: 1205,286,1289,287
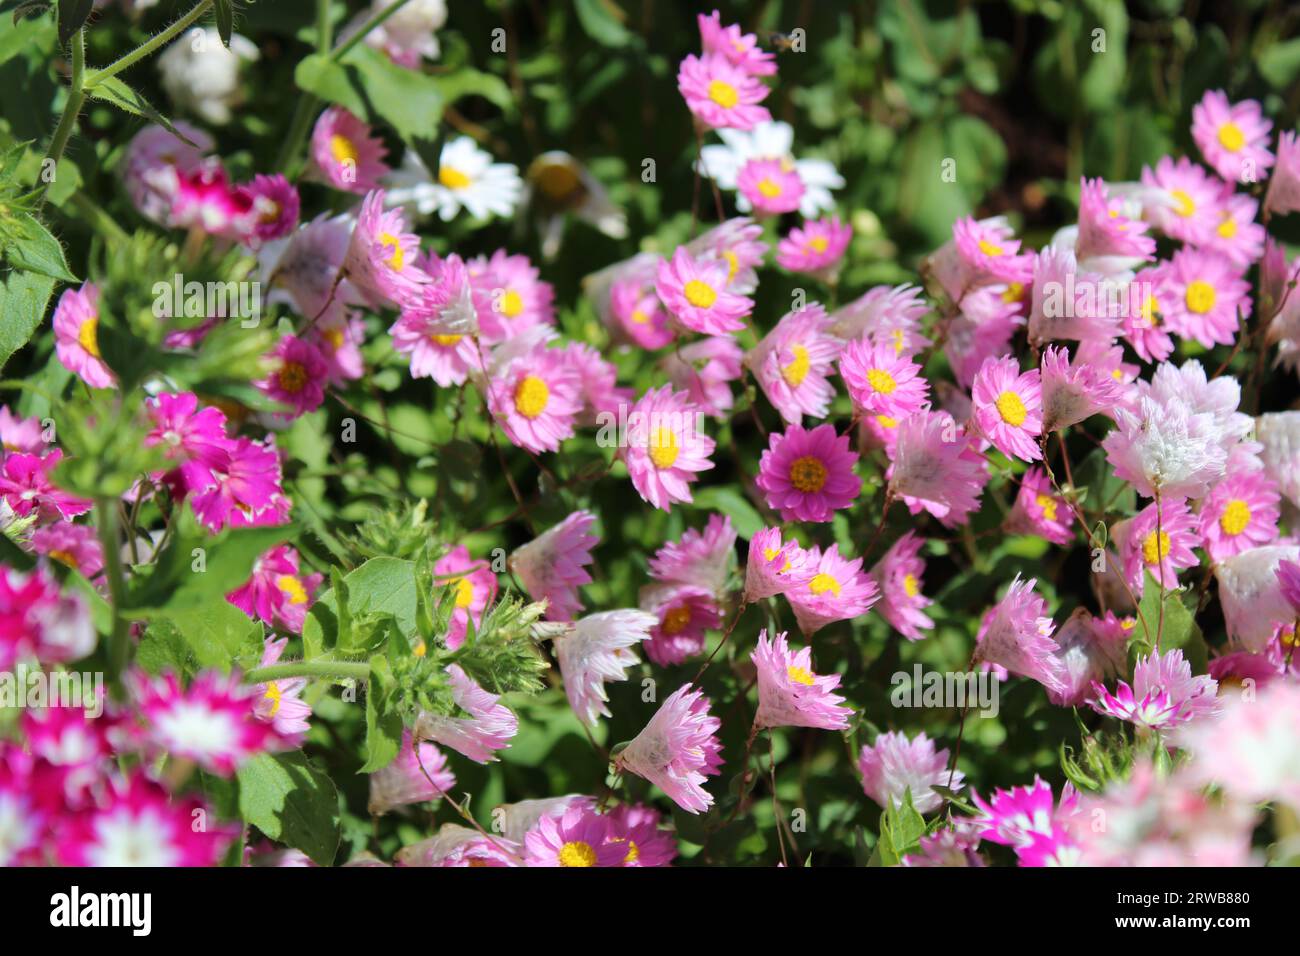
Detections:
631,308,650,325
534,162,581,200
329,135,358,165
1141,530,1171,566
866,368,897,395
445,576,474,609
500,289,524,318
1217,217,1237,239
763,546,781,562
757,177,782,198
622,840,640,864
379,232,404,272
891,328,905,355
48,549,78,568
432,333,463,346
78,317,101,359
1217,121,1245,152
876,414,898,429
788,455,827,493
807,236,829,254
513,375,550,419
1171,189,1196,218
683,279,718,309
723,250,740,283
707,79,739,109
782,344,811,387
995,390,1027,427
276,574,309,605
978,238,1003,257
413,639,427,657
278,362,308,394
263,681,282,717
1185,279,1216,315
648,427,679,469
1035,493,1058,523
1001,282,1024,304
259,201,282,225
1219,499,1251,537
808,573,840,597
1141,295,1161,327
787,664,816,686
1121,617,1136,631
324,327,345,350
438,165,471,190
662,605,692,635
1281,626,1298,650
902,573,919,598
557,841,598,867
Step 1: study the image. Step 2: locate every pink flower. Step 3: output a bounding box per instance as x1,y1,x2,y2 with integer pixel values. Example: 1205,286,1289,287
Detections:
1089,648,1220,731
971,776,1079,858
687,217,769,294
776,216,851,276
432,545,497,651
1038,344,1123,432
1182,681,1300,812
610,279,674,349
622,386,715,511
554,610,656,727
944,216,1035,299
655,247,752,335
859,731,962,814
661,335,743,418
30,523,104,579
1048,608,1130,707
487,345,583,455
1201,192,1266,269
145,391,232,494
743,527,817,603
0,564,94,669
227,545,322,634
0,406,45,455
1191,89,1274,184
1156,246,1251,348
120,121,213,225
887,409,989,528
839,338,930,419
746,304,842,424
468,248,556,344
190,436,288,532
1118,496,1200,593
0,450,93,523
604,803,678,867
752,629,852,730
52,283,115,389
509,510,597,620
1101,394,1226,499
256,335,329,419
1026,248,1123,346
736,157,804,215
414,664,518,763
368,730,455,815
617,684,723,814
169,163,251,238
342,189,429,307
237,173,300,246
250,636,312,740
648,514,737,598
1265,130,1300,218
560,342,632,425
641,583,722,667
523,803,624,867
1004,467,1072,547
1198,472,1280,562
829,283,930,354
1122,268,1176,364
697,9,777,76
677,53,771,131
1075,176,1155,263
1280,559,1300,615
310,106,389,193
755,423,861,522
784,543,879,636
971,355,1043,462
388,252,480,386
1140,155,1227,244
870,531,934,641
974,576,1066,699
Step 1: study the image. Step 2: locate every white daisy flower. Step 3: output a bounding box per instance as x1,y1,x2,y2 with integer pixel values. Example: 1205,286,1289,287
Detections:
697,120,844,219
553,609,656,727
385,137,523,222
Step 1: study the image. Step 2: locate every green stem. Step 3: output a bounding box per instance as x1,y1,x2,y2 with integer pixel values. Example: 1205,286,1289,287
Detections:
331,0,413,61
84,0,215,91
95,497,132,688
64,191,131,245
242,661,371,684
40,28,87,204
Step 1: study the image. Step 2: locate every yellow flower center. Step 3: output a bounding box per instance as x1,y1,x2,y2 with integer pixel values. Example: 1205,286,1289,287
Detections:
866,368,897,395
902,573,919,598
48,549,78,568
1141,530,1171,567
432,333,463,346
782,344,811,387
276,574,309,605
1185,279,1216,315
438,165,472,190
1281,625,1298,650
513,375,550,419
1140,294,1161,328
1171,189,1196,218
1217,121,1245,152
1001,282,1024,304
277,362,308,394
557,841,598,867
78,316,101,359
808,573,840,597
876,413,898,429
1219,499,1251,537
1216,217,1237,239
683,279,718,309
622,840,640,864
890,328,905,355
1035,493,1058,522
323,327,345,350
662,605,693,635
787,664,816,686
757,177,782,198
263,681,282,717
445,576,475,609
500,289,524,318
631,308,650,325
789,455,827,493
763,546,781,561
648,427,679,469
379,232,405,272
807,236,829,254
723,250,740,283
707,79,739,109
413,639,427,657
978,239,1003,257
329,134,358,165
995,390,1027,427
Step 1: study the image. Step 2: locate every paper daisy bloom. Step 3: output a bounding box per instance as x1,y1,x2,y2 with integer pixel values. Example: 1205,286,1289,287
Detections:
870,531,934,641
830,282,930,352
342,190,429,307
858,731,962,814
386,137,523,222
1118,496,1200,593
1156,246,1251,348
610,278,675,349
746,304,843,424
1004,467,1073,547
554,609,656,727
388,253,481,386
432,545,497,651
940,216,1036,299
752,629,852,731
52,283,115,389
697,9,777,75
685,216,769,294
743,527,817,602
1191,89,1274,183
1047,608,1130,707
250,637,313,741
227,544,323,635
1202,192,1266,269
310,106,389,193
972,356,1043,462
368,730,455,816
641,583,722,666
1101,394,1226,499
604,803,678,867
1038,345,1123,432
1139,155,1227,244
974,576,1067,699
622,385,716,511
655,246,753,335
509,510,598,620
887,408,988,528
488,345,583,455
468,248,556,344
256,335,329,419
1265,131,1300,218
736,157,805,215
523,803,624,867
755,423,861,522
415,664,518,763
661,335,744,418
698,123,844,219
648,513,737,598
677,52,771,131
1089,648,1220,732
839,337,929,420
617,684,723,814
1075,176,1156,264
1198,472,1280,562
0,450,91,524
776,216,852,277
784,543,879,635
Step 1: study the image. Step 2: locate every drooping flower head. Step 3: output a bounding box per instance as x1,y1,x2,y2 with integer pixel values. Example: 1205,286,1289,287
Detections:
648,513,737,599
859,731,963,815
52,283,115,389
752,629,852,730
554,610,656,727
1038,345,1124,432
616,684,723,814
743,527,817,603
368,730,455,816
414,664,518,763
509,510,597,621
974,576,1065,699
887,408,989,528
870,531,934,641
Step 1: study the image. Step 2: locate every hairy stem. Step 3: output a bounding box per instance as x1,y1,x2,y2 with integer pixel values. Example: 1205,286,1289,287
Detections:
84,0,215,91
242,661,371,684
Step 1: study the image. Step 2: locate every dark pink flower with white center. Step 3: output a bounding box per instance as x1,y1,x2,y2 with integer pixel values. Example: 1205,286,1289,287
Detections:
432,545,497,651
610,279,675,349
170,162,252,238
310,106,389,193
1089,648,1220,732
250,637,312,741
736,157,804,215
743,527,817,603
523,803,624,867
870,531,934,641
52,283,115,389
859,730,962,814
840,337,929,420
756,423,861,522
661,335,743,418
677,53,771,131
697,9,777,76
227,544,322,634
145,391,232,494
1191,89,1274,184
604,803,678,867
0,564,73,668
972,355,1043,462
1199,472,1280,562
776,216,852,276
622,385,716,511
414,664,518,764
0,450,92,523
746,304,842,424
1004,467,1072,547
21,703,115,771
784,543,879,636
468,248,556,344
1118,496,1200,593
342,189,430,307
256,335,329,420
236,173,300,246
649,513,736,599
887,408,989,528
640,583,722,666
190,436,288,532
1139,155,1227,244
974,575,1066,699
368,730,455,816
509,510,597,621
1156,246,1251,348
752,629,852,731
971,777,1080,862
56,770,236,866
655,246,752,335
1075,176,1155,263
0,405,46,455
30,522,104,579
129,670,282,775
120,121,213,225
617,684,723,814
487,345,583,455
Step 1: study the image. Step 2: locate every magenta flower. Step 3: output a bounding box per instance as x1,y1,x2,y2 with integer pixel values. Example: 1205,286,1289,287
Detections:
784,543,879,636
641,583,722,666
756,423,861,522
746,304,842,424
752,629,852,730
887,408,988,528
30,523,104,580
523,803,624,867
1004,467,1072,547
697,10,777,76
604,803,678,867
190,436,288,532
145,391,232,494
622,385,715,511
743,527,817,603
974,576,1066,699
859,731,962,814
972,355,1043,462
1199,472,1280,562
1089,648,1220,732
1156,246,1251,348
227,544,322,634
0,450,93,523
1118,496,1200,593
655,246,752,335
414,664,518,764
237,173,300,246
677,53,771,131
971,777,1080,861
776,216,851,276
1191,89,1274,183
368,730,455,816
0,406,45,455
256,334,329,419
52,283,115,389
870,531,934,641
432,545,497,651
310,106,389,193
487,345,583,455
0,564,94,669
840,337,929,419
509,510,598,621
617,684,723,814
648,513,737,599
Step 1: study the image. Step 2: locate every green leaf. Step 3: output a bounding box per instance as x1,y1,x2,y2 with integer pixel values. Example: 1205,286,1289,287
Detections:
0,267,55,372
574,0,632,48
302,556,420,653
1259,37,1300,90
143,600,264,674
85,77,198,146
876,789,927,865
1135,570,1207,672
360,654,402,774
214,0,234,47
236,751,341,866
295,47,444,143
4,202,78,281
